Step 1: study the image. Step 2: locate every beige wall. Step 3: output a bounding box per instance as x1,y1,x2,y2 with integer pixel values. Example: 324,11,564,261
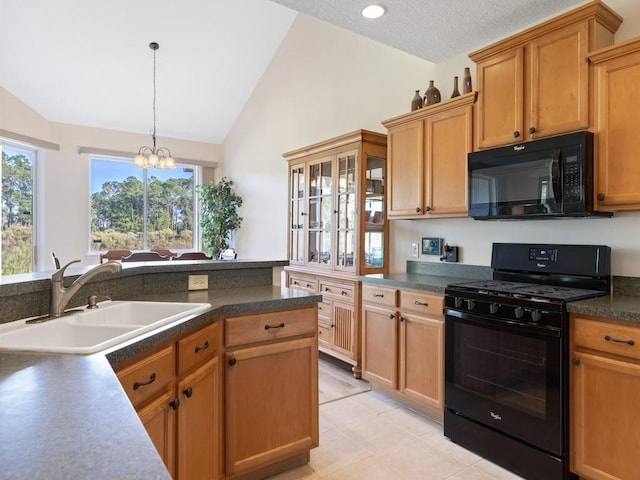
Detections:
225,0,640,277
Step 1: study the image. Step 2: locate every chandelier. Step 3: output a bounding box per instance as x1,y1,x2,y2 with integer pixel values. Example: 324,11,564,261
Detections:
134,42,175,169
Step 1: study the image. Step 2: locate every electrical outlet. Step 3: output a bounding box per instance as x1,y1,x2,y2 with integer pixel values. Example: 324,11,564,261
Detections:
188,275,209,290
411,243,419,258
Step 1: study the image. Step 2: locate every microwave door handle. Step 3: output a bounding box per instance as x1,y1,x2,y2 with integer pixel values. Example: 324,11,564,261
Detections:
550,149,561,203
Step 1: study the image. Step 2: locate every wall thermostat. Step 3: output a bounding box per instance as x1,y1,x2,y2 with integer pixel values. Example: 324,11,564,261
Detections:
422,237,442,255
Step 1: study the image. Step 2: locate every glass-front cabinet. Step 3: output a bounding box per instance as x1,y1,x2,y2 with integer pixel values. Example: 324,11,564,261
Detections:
284,130,387,378
284,131,388,276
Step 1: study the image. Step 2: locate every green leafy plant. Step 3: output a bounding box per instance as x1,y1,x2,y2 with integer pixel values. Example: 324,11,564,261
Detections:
198,177,243,259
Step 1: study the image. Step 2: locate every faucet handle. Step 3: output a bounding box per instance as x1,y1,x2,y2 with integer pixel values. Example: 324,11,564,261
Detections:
52,259,81,281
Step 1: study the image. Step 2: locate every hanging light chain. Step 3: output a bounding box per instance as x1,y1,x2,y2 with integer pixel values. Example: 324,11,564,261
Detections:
134,41,175,169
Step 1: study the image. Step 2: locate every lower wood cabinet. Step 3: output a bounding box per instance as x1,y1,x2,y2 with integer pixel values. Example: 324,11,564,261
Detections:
224,307,319,478
176,357,220,480
362,284,444,416
115,305,319,480
570,315,640,480
116,321,221,480
287,270,361,377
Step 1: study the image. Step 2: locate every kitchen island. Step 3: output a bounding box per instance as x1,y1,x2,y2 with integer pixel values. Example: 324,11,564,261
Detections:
0,261,321,480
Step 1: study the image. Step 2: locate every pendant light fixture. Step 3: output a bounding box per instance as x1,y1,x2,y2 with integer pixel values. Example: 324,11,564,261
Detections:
134,42,175,169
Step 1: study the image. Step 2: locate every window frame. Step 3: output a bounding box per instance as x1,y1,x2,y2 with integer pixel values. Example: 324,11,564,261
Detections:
88,155,202,253
0,139,38,274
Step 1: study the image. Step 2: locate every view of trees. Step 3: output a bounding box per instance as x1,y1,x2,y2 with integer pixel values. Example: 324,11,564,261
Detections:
2,149,34,275
90,174,194,250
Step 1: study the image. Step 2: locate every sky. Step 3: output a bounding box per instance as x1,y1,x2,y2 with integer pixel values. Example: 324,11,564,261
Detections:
90,157,193,193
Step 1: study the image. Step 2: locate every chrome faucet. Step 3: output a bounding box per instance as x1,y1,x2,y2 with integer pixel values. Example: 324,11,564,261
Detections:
49,260,121,318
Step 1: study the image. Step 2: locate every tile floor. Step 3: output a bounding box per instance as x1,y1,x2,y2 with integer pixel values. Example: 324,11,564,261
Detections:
268,359,524,480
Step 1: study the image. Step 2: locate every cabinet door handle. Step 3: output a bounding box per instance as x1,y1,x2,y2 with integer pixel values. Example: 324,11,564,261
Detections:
529,126,536,135
194,340,209,353
183,387,193,398
604,335,635,346
324,287,331,292
133,372,156,391
229,357,237,366
414,300,429,307
415,207,421,213
597,192,605,201
169,398,180,410
425,206,431,212
571,357,580,366
341,290,348,296
400,316,405,323
388,313,395,320
513,131,520,138
265,322,285,330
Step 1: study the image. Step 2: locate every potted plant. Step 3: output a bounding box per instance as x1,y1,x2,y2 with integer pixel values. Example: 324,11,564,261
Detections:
198,177,243,259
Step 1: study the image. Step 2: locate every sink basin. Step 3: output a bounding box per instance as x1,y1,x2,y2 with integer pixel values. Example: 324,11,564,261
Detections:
0,301,211,354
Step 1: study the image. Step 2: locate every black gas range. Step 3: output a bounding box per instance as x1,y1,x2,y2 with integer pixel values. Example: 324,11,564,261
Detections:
444,243,611,480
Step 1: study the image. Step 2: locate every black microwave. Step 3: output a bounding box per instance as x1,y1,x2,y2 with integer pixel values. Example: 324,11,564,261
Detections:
467,131,610,220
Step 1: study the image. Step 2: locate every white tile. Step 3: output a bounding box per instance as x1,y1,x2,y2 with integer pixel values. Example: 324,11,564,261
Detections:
308,427,373,477
419,429,483,466
380,405,441,437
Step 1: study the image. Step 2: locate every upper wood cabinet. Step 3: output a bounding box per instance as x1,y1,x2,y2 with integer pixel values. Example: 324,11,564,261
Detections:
383,92,475,220
589,37,640,212
284,130,388,275
469,0,622,149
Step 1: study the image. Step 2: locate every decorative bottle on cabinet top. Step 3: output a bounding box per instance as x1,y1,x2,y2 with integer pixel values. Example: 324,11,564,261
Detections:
411,90,423,111
424,80,441,106
451,76,460,98
463,67,472,94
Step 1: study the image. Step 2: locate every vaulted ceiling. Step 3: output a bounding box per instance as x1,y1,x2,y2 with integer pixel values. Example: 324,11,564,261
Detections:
0,0,584,144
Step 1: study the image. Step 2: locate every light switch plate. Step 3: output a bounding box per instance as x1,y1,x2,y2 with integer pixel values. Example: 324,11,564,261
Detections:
188,275,208,290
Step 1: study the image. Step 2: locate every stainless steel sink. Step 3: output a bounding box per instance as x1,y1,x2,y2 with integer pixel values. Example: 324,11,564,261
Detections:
0,301,211,354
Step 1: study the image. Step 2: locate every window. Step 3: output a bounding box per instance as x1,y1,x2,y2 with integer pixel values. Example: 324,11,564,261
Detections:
90,157,199,251
1,142,36,275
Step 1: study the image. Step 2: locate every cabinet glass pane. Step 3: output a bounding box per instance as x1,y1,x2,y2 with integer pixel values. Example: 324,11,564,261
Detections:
337,230,355,267
363,154,386,269
364,231,384,267
338,155,356,194
291,230,305,263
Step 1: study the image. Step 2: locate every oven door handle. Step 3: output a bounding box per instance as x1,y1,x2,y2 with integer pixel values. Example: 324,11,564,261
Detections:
445,308,561,338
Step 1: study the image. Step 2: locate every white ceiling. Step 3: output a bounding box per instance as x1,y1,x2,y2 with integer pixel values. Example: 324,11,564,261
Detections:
0,0,585,144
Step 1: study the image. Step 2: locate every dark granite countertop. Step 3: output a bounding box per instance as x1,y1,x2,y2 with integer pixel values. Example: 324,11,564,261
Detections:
360,272,473,293
0,285,321,479
362,271,640,324
568,295,640,323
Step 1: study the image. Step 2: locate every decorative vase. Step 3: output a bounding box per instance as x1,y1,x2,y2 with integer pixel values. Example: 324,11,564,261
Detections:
411,90,423,111
463,67,472,94
424,80,441,106
451,76,460,98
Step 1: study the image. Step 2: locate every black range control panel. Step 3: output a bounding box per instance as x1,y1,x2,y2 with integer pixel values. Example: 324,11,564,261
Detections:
529,247,557,262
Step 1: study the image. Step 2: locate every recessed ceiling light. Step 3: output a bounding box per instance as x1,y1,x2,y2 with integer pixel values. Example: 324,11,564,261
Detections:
361,4,385,19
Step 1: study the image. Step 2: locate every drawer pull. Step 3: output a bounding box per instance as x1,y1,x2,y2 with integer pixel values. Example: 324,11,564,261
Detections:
604,335,635,346
194,340,210,353
265,322,285,330
183,387,193,398
414,300,429,307
341,290,348,296
306,284,312,288
324,287,331,292
373,293,384,298
133,372,156,391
